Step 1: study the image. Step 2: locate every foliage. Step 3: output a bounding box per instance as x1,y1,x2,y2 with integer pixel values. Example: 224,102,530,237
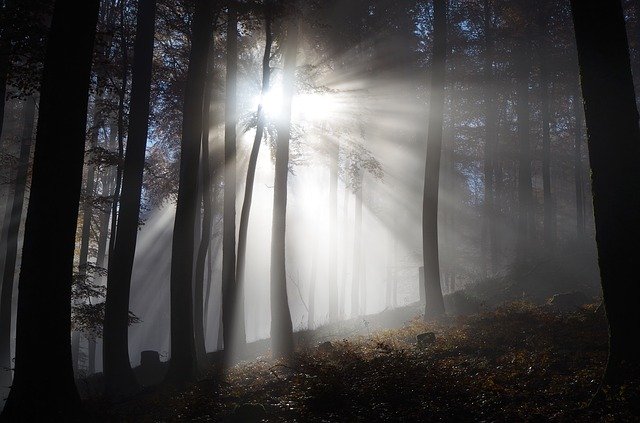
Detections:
71,264,140,337
87,303,640,421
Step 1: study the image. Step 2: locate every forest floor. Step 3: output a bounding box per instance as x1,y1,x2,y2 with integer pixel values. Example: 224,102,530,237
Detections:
87,301,640,422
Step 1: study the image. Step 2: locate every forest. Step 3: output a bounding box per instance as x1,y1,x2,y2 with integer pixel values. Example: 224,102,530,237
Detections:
0,0,639,421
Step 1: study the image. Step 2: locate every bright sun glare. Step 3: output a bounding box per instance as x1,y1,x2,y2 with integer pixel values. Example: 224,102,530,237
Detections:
255,89,336,123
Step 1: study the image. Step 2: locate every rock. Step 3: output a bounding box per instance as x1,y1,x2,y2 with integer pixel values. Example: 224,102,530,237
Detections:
416,332,436,348
546,291,590,312
232,403,266,422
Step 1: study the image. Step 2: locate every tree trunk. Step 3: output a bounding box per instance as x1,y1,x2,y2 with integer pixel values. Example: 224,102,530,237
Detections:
515,38,533,259
103,0,156,397
0,98,35,385
87,337,96,375
88,129,117,376
572,83,586,240
482,0,498,275
0,1,99,419
165,0,215,385
422,0,447,319
270,20,298,359
538,18,555,253
351,173,362,317
570,0,640,385
328,141,339,321
0,48,8,146
222,5,246,357
107,5,129,262
392,225,398,308
235,8,274,350
338,182,349,319
193,14,219,369
307,225,318,329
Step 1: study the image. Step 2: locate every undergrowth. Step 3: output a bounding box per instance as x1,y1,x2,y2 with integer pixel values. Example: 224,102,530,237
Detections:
90,302,638,422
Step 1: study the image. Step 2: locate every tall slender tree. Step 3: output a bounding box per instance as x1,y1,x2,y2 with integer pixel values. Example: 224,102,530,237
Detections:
572,84,586,240
235,1,274,347
570,0,640,386
0,0,100,419
270,19,298,359
222,3,246,357
328,137,339,321
482,0,498,275
515,37,534,259
537,9,555,252
103,0,157,397
422,0,447,319
0,97,35,385
166,0,216,385
194,16,219,369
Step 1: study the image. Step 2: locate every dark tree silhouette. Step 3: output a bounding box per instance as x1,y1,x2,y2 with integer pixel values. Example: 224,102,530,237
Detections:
194,10,220,369
0,0,100,419
236,1,274,351
270,20,298,358
0,98,35,385
222,3,246,357
166,0,216,384
570,0,640,385
422,0,447,319
103,0,157,397
482,0,498,275
515,37,533,259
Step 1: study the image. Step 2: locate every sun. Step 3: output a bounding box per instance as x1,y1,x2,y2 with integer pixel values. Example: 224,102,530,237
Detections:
253,89,337,123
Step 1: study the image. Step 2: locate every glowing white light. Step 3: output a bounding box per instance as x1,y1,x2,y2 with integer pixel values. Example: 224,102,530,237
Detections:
253,90,336,123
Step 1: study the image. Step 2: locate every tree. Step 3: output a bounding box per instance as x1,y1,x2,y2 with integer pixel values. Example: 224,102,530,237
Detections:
0,0,100,419
236,0,274,353
537,8,556,252
482,0,498,275
165,0,216,385
572,83,586,240
570,0,640,386
222,3,246,358
193,9,220,369
0,97,35,386
270,19,298,359
422,0,447,319
514,36,533,259
103,0,157,397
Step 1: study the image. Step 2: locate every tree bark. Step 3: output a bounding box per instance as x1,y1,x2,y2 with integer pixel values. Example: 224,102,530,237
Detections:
222,5,246,357
351,172,362,317
515,38,534,259
193,13,219,368
235,7,274,348
422,0,447,319
307,224,318,329
570,0,640,385
270,20,298,359
0,98,35,385
103,0,156,397
482,0,498,275
571,83,586,240
165,0,215,385
538,15,555,253
338,181,349,318
107,4,129,263
0,1,99,419
328,140,339,321
0,49,8,146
